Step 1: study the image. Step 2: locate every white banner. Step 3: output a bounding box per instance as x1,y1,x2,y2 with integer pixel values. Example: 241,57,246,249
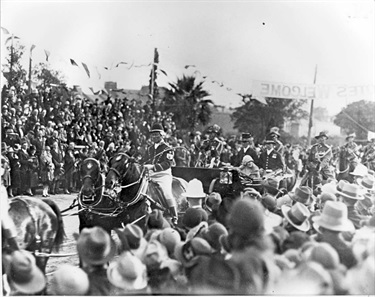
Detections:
252,80,375,101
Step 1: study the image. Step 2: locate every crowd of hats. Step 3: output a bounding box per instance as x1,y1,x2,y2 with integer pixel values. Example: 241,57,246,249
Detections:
5,174,375,295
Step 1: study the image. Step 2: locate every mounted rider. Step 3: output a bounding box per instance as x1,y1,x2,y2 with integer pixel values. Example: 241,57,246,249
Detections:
362,137,375,170
306,131,334,180
266,127,285,157
340,133,360,173
200,124,225,168
142,123,178,224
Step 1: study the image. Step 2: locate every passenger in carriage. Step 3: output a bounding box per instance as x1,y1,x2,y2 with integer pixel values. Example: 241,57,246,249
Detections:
200,124,225,168
237,155,260,179
238,133,259,167
143,122,178,224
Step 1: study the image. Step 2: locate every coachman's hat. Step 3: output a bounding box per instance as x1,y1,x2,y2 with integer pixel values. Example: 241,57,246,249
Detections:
241,133,252,141
150,122,164,133
269,127,281,137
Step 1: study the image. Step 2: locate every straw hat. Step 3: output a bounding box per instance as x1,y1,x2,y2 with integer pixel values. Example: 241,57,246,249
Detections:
360,174,375,190
336,183,364,200
182,178,206,198
350,163,368,177
9,250,46,294
281,202,311,232
312,201,354,232
289,186,314,206
49,264,89,296
107,251,148,290
77,226,116,265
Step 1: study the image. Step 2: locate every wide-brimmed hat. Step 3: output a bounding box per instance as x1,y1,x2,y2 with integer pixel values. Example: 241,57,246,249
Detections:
315,131,329,139
262,177,280,195
142,239,169,270
150,122,164,134
77,226,116,265
336,183,364,200
289,186,314,206
205,192,222,212
346,133,356,140
49,264,89,296
107,251,148,290
182,208,207,230
281,202,311,232
157,227,181,256
9,250,46,294
321,182,337,196
182,178,206,198
312,201,354,232
114,224,144,251
264,210,283,235
199,222,228,251
350,163,368,177
360,174,374,190
174,237,213,268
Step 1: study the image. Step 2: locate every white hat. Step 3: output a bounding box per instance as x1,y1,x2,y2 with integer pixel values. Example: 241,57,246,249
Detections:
350,163,368,177
49,264,89,296
182,178,206,198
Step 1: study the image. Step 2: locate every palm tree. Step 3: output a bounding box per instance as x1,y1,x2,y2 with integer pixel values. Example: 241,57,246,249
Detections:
162,75,213,131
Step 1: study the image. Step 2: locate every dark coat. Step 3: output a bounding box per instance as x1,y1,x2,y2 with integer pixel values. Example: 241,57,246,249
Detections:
143,141,174,172
259,149,285,172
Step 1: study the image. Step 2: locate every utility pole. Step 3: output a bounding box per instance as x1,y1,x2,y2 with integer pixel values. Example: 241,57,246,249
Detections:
149,48,159,116
28,45,35,94
307,64,318,146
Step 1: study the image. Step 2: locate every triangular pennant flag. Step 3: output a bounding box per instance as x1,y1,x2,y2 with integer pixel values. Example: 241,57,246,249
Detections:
101,89,108,95
184,65,196,69
95,66,101,79
30,44,36,53
70,59,79,67
5,36,20,44
159,69,168,76
82,62,90,78
115,62,128,67
253,96,268,105
44,50,50,61
1,27,10,34
89,87,100,95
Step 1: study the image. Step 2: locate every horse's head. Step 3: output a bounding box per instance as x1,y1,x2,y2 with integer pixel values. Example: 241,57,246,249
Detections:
80,158,101,198
105,152,140,190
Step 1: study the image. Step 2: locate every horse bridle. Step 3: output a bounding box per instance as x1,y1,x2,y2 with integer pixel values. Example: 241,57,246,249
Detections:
81,158,103,190
107,153,144,189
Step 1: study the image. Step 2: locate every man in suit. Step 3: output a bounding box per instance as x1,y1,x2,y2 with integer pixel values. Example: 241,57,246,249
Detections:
238,133,259,167
143,123,178,224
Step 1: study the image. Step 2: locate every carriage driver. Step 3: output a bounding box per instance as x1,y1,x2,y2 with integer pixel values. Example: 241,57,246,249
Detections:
307,131,334,180
143,123,178,224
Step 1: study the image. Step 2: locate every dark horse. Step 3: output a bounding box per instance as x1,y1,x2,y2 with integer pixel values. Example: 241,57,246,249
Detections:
5,197,65,273
90,152,188,232
336,146,358,183
78,157,106,231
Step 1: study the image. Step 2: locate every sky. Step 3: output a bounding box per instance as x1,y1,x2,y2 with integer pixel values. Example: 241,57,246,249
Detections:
1,0,374,115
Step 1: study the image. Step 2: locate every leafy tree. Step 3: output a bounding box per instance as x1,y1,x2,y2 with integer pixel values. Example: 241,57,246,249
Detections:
334,100,375,140
1,42,27,93
231,95,308,141
33,62,65,90
162,75,213,130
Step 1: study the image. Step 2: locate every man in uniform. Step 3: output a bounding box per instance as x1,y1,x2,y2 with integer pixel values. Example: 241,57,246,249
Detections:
143,123,178,224
306,131,334,181
200,124,224,168
267,127,285,157
340,133,360,175
362,137,375,171
258,138,285,175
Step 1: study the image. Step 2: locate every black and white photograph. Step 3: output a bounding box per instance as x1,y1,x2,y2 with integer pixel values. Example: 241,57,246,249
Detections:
1,0,374,295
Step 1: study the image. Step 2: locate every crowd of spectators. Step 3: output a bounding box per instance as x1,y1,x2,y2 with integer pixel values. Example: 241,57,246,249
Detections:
3,176,375,295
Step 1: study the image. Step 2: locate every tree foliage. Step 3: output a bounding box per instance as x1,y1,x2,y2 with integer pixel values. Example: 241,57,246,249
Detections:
33,62,65,90
162,75,213,130
334,100,375,140
231,95,308,141
1,42,27,93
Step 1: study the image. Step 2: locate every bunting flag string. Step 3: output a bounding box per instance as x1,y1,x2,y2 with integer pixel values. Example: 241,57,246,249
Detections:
184,65,196,69
1,27,10,34
5,35,20,44
70,59,79,67
44,50,50,62
89,87,100,95
81,62,90,78
115,61,129,67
